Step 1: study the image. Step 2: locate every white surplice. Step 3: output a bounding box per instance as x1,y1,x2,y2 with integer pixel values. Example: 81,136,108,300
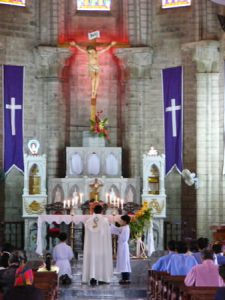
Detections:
82,213,113,283
111,224,131,273
52,241,74,278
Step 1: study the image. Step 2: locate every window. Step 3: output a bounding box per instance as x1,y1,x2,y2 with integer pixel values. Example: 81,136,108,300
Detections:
162,0,191,9
77,0,111,11
0,0,25,6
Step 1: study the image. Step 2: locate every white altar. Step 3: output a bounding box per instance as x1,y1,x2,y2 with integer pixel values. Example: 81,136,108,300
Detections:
36,214,121,256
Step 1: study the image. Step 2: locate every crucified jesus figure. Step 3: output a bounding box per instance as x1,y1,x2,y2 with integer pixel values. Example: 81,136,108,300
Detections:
70,41,116,99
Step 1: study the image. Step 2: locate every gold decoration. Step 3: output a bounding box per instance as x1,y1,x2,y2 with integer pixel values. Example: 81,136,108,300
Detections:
25,200,44,214
148,199,164,214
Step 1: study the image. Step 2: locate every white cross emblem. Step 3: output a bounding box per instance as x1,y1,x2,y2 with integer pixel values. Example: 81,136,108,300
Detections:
6,97,22,136
166,98,181,137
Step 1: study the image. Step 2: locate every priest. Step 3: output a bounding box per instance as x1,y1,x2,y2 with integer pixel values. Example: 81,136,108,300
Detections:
82,204,113,286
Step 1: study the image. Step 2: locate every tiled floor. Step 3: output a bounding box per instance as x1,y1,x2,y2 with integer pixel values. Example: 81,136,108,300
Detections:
58,258,149,300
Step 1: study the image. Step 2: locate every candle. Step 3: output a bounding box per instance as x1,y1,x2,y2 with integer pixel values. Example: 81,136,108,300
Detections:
117,197,120,208
67,199,70,208
106,193,109,203
63,200,66,209
80,193,83,204
71,198,75,207
75,196,78,206
120,198,124,210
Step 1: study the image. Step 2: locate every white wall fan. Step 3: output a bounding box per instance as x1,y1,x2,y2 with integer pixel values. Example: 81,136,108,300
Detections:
181,169,200,189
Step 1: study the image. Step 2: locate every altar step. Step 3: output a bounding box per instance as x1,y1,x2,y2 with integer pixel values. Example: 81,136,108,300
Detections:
58,258,149,300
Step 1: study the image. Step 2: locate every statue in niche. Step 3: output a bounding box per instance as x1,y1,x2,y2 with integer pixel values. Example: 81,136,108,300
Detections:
53,186,63,203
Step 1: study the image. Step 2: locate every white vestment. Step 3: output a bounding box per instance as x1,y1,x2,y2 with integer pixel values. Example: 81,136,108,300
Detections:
111,224,131,273
82,214,113,283
53,242,74,278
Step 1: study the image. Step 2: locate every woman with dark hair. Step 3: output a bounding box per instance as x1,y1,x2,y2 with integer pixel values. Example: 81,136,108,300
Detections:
111,215,131,284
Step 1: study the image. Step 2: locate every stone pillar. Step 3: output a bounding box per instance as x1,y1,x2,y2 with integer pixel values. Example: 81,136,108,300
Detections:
192,41,221,237
115,47,153,177
35,46,70,179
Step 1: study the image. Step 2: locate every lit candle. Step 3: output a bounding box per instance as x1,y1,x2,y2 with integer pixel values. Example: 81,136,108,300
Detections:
121,198,124,210
117,197,120,208
71,198,75,207
63,200,66,209
67,199,70,208
75,196,78,206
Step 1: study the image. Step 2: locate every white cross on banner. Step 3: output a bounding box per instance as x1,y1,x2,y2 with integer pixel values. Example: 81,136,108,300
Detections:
6,97,22,136
166,98,181,137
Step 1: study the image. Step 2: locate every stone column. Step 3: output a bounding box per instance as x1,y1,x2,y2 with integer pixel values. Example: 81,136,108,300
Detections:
115,47,153,178
192,41,221,237
35,46,70,179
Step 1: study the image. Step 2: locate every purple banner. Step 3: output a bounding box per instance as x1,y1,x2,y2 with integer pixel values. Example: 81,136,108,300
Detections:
162,66,183,175
3,65,24,174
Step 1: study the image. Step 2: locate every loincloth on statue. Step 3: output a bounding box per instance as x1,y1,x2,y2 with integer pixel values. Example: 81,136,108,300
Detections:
88,64,100,74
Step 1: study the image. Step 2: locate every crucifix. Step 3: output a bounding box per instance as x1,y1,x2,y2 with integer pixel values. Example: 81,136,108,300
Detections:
165,98,181,137
64,31,129,121
6,97,22,136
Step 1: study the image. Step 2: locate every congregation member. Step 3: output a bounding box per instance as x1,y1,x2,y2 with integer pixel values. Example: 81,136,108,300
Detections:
166,241,198,275
0,250,24,295
82,204,113,286
184,250,224,287
215,264,225,300
52,232,74,284
192,237,209,264
111,215,131,284
4,263,44,300
151,240,176,272
212,243,225,266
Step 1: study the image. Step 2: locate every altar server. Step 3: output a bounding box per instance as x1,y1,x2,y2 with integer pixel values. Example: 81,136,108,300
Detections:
52,232,74,284
82,204,113,286
111,215,131,284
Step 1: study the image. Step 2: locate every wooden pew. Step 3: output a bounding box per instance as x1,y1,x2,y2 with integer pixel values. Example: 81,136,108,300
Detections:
181,286,218,300
160,274,185,300
33,271,58,300
147,270,169,300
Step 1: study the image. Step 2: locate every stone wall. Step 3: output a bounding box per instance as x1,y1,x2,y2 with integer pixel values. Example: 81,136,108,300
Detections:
0,0,225,241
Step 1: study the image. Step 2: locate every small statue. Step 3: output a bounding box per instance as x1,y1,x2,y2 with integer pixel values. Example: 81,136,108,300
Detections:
89,178,103,201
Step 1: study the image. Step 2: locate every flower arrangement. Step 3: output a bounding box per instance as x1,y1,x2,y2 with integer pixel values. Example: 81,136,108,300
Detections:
90,111,110,140
129,202,152,239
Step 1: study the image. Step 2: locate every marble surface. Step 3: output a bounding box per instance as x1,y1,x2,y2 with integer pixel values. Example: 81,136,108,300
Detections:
58,258,150,300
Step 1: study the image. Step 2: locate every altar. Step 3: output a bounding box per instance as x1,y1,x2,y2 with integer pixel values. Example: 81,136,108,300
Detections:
36,214,121,256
